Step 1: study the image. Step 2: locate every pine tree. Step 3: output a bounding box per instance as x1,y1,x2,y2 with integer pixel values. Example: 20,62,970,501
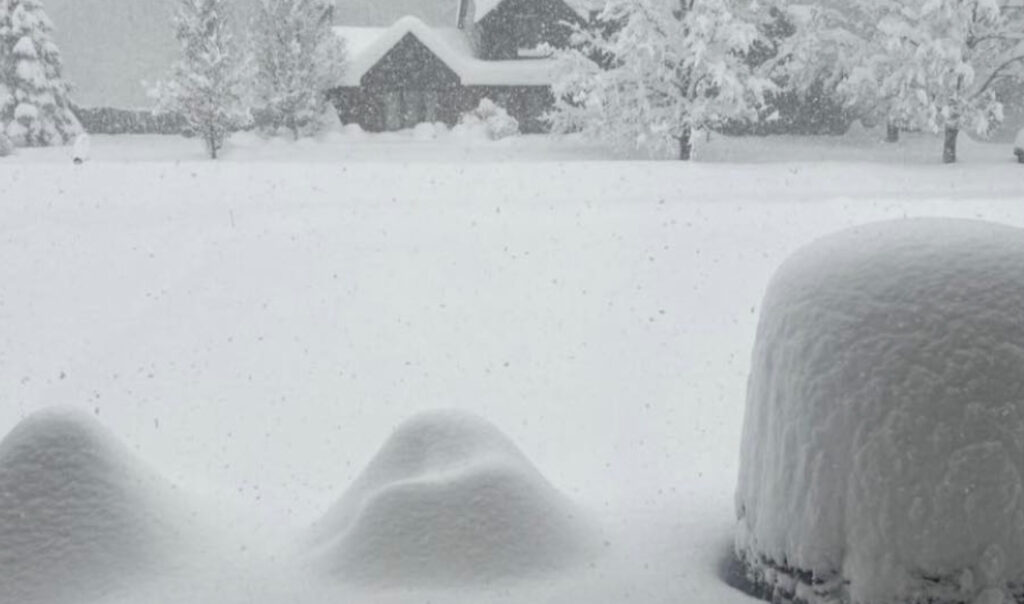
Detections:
250,0,346,139
0,0,81,147
155,0,250,159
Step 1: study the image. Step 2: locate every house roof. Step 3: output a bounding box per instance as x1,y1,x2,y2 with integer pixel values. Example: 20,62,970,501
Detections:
334,16,560,87
472,0,600,23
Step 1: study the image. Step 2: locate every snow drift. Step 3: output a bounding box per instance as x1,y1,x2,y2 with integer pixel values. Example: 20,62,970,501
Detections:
0,407,185,604
309,410,595,585
734,218,1024,604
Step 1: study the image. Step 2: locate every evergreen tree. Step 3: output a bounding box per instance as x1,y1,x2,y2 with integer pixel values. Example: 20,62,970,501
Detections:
0,0,81,147
155,0,250,159
250,0,346,139
548,0,774,160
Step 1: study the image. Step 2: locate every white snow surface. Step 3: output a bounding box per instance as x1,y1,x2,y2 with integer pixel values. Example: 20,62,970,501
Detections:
1,131,1024,604
335,16,559,87
735,218,1024,604
0,407,190,604
309,409,595,585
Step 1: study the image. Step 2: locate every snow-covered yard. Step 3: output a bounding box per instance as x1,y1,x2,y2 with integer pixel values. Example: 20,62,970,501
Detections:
1,131,1023,604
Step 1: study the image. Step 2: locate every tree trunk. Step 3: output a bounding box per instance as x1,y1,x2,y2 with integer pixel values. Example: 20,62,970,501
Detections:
885,122,899,143
678,128,692,161
943,127,958,164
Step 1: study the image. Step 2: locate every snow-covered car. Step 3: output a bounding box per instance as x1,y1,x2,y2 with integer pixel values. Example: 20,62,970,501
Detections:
735,218,1024,604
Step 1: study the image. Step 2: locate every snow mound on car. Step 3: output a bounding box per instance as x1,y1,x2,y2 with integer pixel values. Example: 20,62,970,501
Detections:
734,218,1024,604
310,409,595,585
0,407,184,604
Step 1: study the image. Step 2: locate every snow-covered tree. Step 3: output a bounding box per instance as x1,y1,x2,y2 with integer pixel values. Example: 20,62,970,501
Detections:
860,0,1024,163
250,0,346,139
0,0,81,147
548,0,775,160
767,2,886,131
154,0,250,159
775,0,1024,162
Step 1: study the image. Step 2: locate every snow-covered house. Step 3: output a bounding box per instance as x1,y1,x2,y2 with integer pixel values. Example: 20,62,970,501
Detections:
329,0,595,133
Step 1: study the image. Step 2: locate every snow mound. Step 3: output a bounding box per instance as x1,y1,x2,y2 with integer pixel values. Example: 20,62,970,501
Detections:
0,407,183,604
310,409,595,586
734,218,1024,604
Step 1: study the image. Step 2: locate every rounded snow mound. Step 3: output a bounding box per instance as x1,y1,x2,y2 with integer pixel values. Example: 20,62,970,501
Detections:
310,409,595,585
734,218,1024,604
0,407,183,604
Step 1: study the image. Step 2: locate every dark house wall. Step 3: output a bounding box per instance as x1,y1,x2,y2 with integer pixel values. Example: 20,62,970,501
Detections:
477,0,582,60
345,34,465,130
329,31,555,133
330,85,553,133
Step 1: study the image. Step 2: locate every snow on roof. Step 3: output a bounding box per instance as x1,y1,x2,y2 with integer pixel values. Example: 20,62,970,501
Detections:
460,57,559,86
333,25,390,59
334,15,559,87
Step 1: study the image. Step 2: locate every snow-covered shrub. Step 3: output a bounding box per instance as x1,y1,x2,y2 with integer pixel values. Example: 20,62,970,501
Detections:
459,98,519,140
0,408,187,603
735,218,1024,604
0,0,82,147
412,121,443,141
0,132,13,157
1015,128,1024,164
309,410,594,584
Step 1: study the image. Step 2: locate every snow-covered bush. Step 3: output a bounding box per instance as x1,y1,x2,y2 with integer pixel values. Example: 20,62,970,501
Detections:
0,0,81,147
153,0,251,159
0,132,13,156
309,410,594,584
1015,128,1024,164
340,122,367,139
71,132,89,163
735,218,1024,604
459,98,519,140
249,0,347,139
412,121,438,141
0,408,187,603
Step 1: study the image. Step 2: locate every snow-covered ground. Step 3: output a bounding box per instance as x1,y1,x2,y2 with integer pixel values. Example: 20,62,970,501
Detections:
1,130,1023,604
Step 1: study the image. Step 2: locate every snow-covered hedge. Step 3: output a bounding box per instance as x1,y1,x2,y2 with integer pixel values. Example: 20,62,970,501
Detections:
458,99,519,141
735,219,1024,604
